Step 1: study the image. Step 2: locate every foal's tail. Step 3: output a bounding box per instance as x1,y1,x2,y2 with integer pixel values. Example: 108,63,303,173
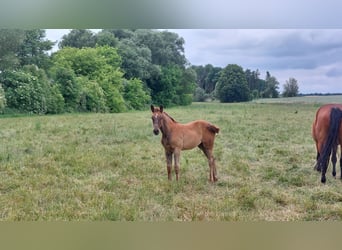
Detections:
319,107,342,182
207,124,220,134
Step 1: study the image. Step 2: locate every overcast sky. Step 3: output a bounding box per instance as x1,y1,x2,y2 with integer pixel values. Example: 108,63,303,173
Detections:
46,29,342,94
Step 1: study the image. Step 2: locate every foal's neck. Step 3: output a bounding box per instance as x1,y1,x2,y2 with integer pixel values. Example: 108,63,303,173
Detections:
160,113,176,135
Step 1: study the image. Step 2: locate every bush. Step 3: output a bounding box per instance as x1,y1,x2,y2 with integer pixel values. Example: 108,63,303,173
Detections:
123,78,151,110
0,67,64,114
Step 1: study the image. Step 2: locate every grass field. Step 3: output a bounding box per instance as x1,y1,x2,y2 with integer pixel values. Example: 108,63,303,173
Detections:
1,96,342,221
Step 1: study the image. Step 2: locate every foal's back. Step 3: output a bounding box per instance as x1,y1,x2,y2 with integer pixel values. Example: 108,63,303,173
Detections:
172,120,218,150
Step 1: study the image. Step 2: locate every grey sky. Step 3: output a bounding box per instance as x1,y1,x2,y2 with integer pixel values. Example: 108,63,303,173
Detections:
46,29,342,94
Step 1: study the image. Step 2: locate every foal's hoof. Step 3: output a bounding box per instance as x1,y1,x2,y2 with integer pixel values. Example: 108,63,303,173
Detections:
209,177,218,183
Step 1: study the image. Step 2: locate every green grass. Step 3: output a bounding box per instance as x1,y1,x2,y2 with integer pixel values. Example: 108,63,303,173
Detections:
1,96,342,221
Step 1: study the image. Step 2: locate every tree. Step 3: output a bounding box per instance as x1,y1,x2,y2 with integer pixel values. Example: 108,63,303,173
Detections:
261,71,279,98
192,64,221,94
59,29,97,49
0,84,6,112
177,67,196,105
245,69,267,98
95,30,118,47
50,46,133,112
282,77,299,97
116,38,153,80
52,67,81,111
134,30,187,67
215,64,250,102
0,29,25,71
18,29,55,70
150,65,180,107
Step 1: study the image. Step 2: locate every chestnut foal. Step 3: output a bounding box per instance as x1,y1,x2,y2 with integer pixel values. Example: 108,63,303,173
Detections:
151,105,219,182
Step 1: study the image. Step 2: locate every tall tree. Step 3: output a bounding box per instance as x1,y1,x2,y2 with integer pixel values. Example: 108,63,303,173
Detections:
0,29,25,71
215,64,250,102
282,77,299,97
261,71,279,98
59,29,97,49
116,38,153,80
134,30,187,67
192,64,221,94
95,30,118,47
18,29,55,70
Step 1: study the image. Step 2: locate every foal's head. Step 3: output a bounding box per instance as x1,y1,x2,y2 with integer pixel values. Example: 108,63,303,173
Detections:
151,105,164,135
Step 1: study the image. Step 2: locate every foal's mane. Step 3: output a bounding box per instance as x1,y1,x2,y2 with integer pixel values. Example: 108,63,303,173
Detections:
163,111,177,123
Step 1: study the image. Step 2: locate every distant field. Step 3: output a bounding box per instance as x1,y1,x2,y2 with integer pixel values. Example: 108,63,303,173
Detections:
254,95,342,104
1,96,342,221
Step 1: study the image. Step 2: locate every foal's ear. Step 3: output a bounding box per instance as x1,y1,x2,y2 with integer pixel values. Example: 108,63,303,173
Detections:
150,105,154,112
159,105,163,113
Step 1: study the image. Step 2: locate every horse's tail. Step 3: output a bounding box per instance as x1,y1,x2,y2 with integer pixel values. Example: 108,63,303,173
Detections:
318,107,342,180
207,124,220,134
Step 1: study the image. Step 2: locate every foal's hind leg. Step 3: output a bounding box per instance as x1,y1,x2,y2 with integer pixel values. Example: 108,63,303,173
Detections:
173,149,181,181
165,151,173,180
198,143,217,182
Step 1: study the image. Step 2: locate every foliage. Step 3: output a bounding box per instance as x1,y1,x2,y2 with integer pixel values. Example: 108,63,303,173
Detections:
215,64,251,102
245,69,268,99
59,29,97,49
78,77,107,112
123,78,151,110
261,71,280,98
116,38,153,80
192,64,221,94
0,66,64,114
149,64,195,106
51,46,127,112
283,77,299,97
0,29,25,71
18,29,55,70
52,67,81,112
0,84,6,112
177,67,196,105
0,28,301,115
193,87,211,102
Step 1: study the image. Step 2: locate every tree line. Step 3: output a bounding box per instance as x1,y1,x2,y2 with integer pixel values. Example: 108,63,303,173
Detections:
192,64,299,102
0,29,299,114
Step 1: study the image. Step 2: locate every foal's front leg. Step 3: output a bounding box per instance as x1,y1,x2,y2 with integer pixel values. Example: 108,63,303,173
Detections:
165,151,173,180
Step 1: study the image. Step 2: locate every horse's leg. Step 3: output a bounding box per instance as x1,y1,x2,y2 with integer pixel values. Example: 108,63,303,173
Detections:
315,140,323,172
198,143,217,182
321,156,330,183
173,149,181,181
339,146,342,179
332,145,337,177
165,151,173,180
314,152,320,171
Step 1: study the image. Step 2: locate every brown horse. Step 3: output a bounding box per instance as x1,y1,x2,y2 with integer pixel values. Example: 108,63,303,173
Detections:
312,104,342,183
150,105,220,182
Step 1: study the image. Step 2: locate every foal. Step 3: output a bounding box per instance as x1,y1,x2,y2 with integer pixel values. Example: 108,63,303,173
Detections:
151,105,220,182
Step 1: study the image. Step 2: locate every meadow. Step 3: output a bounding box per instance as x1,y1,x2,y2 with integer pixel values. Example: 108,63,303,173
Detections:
1,96,342,221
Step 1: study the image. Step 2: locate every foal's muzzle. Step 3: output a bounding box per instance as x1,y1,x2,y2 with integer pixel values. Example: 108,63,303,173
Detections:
153,129,159,135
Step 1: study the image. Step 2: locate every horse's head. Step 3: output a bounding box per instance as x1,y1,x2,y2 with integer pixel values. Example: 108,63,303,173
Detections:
151,105,164,135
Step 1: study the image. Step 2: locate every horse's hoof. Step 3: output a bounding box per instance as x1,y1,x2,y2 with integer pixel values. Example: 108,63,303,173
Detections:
321,177,326,183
